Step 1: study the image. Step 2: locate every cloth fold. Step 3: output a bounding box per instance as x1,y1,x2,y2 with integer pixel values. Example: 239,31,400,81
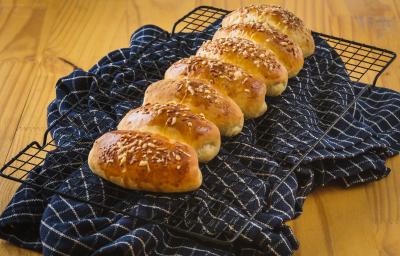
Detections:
0,22,399,256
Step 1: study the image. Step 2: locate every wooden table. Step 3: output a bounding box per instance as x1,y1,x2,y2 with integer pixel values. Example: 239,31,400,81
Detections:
0,0,399,255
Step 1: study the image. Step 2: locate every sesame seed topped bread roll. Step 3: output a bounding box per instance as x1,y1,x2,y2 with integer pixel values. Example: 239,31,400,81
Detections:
117,103,221,162
221,4,315,57
143,79,244,137
88,130,202,193
197,38,288,96
88,4,316,193
165,56,267,118
214,22,304,78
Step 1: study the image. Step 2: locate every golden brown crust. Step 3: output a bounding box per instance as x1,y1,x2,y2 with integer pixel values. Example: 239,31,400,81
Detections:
143,78,244,136
222,4,315,57
165,56,267,118
88,130,202,193
196,38,288,96
242,4,305,28
214,22,304,77
117,102,221,162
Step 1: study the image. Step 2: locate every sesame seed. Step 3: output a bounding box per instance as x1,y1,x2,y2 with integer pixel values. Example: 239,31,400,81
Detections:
187,86,195,95
171,117,176,125
233,70,242,80
139,160,148,167
179,149,191,157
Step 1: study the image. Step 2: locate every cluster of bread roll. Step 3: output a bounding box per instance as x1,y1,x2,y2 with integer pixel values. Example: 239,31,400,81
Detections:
88,4,315,193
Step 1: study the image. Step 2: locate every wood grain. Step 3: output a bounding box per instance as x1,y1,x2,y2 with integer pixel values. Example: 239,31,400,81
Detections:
0,0,398,255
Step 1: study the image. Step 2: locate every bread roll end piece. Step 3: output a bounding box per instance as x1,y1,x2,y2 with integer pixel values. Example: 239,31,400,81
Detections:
267,81,287,97
88,130,202,193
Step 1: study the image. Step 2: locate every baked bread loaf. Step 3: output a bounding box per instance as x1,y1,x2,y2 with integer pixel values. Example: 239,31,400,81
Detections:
89,4,314,193
164,56,267,118
143,79,244,137
197,38,288,96
117,102,221,162
213,22,304,78
88,130,202,193
221,4,315,57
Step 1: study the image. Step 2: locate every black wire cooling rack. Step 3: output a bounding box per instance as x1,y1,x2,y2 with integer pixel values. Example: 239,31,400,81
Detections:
0,6,397,248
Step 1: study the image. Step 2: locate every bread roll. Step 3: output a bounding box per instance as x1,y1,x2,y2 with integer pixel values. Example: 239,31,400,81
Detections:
221,4,315,57
196,38,288,96
88,130,202,193
165,56,267,118
118,102,221,162
214,22,304,78
143,79,244,136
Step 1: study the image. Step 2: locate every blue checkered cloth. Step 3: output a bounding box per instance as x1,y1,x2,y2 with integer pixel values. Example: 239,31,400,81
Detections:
0,22,399,256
